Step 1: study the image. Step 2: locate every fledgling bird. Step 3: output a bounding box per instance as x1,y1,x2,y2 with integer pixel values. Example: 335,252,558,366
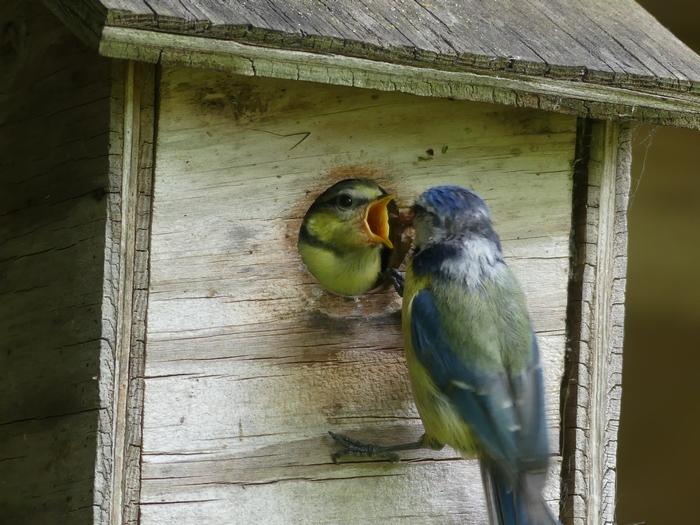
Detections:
298,179,397,297
331,186,558,525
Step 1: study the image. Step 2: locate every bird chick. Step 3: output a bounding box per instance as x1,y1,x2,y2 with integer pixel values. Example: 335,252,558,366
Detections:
298,178,397,296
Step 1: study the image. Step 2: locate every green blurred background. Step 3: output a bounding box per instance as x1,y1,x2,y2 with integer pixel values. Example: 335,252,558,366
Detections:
617,1,700,523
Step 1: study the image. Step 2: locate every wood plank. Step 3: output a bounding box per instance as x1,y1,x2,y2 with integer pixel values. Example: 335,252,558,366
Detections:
140,68,577,523
105,60,158,525
44,0,700,129
53,0,700,93
140,458,564,525
560,120,632,525
0,1,112,523
97,25,700,131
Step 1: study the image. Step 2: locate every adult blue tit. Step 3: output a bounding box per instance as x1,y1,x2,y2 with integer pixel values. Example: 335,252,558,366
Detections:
330,186,557,525
298,178,397,297
407,186,556,524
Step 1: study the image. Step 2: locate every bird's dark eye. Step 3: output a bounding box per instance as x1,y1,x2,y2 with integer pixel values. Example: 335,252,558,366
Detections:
336,194,353,209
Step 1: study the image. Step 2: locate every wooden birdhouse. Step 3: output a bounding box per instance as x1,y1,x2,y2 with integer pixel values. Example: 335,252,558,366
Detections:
3,1,700,524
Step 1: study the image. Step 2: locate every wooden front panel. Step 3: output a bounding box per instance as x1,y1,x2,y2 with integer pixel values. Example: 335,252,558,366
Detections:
140,67,576,524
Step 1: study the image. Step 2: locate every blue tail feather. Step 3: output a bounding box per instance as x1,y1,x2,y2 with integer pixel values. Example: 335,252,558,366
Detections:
481,461,559,525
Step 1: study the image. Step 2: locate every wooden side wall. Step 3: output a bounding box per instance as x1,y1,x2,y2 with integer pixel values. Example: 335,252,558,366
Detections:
106,60,158,525
560,121,632,525
0,1,112,523
138,68,577,524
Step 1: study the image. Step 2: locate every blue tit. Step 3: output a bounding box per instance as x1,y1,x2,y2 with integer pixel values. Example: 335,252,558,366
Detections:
298,178,397,297
403,186,557,524
331,186,557,525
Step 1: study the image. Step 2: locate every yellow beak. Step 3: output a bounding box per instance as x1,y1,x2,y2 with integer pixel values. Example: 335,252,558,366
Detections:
363,194,395,249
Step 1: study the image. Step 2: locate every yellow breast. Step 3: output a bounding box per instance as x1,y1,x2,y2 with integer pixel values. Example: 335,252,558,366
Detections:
298,241,382,297
402,266,477,454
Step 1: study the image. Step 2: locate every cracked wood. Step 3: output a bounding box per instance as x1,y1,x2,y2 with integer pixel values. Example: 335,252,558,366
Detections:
104,60,158,525
139,68,576,524
45,0,700,129
47,0,700,93
560,121,631,525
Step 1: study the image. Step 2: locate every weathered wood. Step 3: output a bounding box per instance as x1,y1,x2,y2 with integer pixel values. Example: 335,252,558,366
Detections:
94,59,124,525
96,25,700,132
560,121,632,525
102,60,158,525
138,68,576,523
123,61,157,525
44,0,700,129
42,0,107,48
0,1,112,523
49,0,700,94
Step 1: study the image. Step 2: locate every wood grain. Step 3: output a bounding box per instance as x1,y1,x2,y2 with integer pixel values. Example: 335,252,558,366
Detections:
139,68,577,523
44,1,700,130
0,1,112,523
52,0,700,94
560,121,632,525
97,25,700,131
104,60,158,525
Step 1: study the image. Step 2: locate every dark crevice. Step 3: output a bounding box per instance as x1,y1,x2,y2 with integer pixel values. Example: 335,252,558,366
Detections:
559,117,593,521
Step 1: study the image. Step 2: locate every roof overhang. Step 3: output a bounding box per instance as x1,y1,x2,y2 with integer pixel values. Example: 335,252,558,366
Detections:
45,0,700,129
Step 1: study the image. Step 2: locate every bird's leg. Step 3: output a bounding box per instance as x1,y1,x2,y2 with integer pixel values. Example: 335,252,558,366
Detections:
328,431,443,463
386,268,405,297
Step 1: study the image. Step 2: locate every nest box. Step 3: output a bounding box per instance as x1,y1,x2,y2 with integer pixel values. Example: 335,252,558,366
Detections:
2,1,700,524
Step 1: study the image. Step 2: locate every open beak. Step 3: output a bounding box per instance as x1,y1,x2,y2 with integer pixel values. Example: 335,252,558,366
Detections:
363,194,395,249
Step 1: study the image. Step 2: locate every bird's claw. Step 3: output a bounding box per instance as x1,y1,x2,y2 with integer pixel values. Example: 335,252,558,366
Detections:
328,431,400,463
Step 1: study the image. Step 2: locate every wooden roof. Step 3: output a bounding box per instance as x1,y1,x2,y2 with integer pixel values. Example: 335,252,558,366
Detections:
47,0,700,128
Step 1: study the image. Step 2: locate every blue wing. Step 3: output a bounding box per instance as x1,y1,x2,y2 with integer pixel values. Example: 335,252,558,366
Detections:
410,289,548,478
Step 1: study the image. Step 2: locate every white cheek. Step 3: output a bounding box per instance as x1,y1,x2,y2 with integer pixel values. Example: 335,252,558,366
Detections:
440,238,504,288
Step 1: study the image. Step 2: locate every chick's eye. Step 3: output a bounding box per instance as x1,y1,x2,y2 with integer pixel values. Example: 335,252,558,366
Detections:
336,194,353,209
